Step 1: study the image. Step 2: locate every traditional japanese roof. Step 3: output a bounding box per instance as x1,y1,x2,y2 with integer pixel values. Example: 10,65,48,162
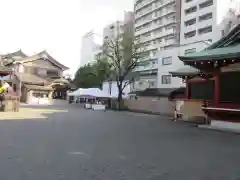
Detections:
178,23,240,63
15,72,49,85
16,51,69,70
52,77,70,84
0,59,13,75
207,23,240,49
1,49,27,59
179,44,240,62
169,66,200,77
24,84,53,91
130,88,177,97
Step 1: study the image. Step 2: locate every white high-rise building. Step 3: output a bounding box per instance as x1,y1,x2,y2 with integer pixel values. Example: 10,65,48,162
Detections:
133,0,240,90
103,11,134,43
133,0,181,90
180,0,236,46
80,31,101,66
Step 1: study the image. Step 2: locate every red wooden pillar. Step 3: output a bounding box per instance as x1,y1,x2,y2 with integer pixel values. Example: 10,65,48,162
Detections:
214,72,220,104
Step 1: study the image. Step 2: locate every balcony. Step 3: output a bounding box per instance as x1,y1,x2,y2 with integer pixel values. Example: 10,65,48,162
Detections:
135,0,176,20
154,28,175,39
135,0,155,12
134,63,158,72
132,79,158,91
135,18,176,36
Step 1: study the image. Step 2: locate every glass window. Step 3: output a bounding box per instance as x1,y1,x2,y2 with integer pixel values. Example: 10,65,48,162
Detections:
185,6,197,14
162,57,172,65
184,18,196,26
199,0,213,9
47,70,59,77
184,30,196,39
199,13,212,21
162,75,171,84
198,26,212,35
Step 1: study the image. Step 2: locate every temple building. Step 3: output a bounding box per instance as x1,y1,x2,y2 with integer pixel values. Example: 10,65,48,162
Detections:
170,23,240,131
0,50,73,104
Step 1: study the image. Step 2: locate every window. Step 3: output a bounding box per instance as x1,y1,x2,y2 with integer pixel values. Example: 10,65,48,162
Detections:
162,75,171,84
198,26,212,35
185,6,197,14
162,57,172,65
199,0,213,9
47,70,59,77
184,18,196,26
199,13,212,21
185,48,196,55
184,30,196,38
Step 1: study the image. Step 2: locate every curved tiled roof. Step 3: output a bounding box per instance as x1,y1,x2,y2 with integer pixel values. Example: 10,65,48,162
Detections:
17,51,69,70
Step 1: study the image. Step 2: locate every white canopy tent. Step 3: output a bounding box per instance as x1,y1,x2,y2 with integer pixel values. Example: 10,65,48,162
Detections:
67,88,86,96
68,88,129,99
80,88,111,98
68,88,111,98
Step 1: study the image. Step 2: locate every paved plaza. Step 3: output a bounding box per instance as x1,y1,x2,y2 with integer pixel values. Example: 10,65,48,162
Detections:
0,102,240,179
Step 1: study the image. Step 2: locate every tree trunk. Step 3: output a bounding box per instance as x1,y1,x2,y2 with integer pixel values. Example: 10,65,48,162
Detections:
117,90,123,110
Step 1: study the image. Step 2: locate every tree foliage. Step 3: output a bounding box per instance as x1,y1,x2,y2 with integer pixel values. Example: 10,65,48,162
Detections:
73,57,111,88
103,31,144,106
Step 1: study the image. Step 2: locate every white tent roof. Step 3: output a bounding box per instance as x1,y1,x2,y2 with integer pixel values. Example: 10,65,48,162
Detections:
68,88,111,98
81,88,110,98
67,88,86,96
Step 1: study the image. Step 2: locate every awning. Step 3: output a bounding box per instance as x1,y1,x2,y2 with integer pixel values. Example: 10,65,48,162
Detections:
169,66,200,77
178,44,240,62
25,84,53,91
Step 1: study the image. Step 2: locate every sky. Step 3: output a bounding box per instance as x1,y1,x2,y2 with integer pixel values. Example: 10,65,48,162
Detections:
0,0,134,76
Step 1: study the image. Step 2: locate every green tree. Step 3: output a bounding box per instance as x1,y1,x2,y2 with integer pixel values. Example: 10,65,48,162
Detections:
73,57,112,89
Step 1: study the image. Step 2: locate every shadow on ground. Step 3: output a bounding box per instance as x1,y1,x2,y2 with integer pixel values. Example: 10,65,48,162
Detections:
0,103,239,180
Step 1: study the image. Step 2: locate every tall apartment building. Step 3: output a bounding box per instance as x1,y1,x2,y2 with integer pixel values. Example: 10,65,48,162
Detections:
103,11,134,43
80,31,101,66
133,0,181,90
133,0,240,91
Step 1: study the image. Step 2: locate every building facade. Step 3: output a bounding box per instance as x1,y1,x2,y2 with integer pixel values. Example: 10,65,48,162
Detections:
133,0,240,91
80,31,101,66
133,0,181,90
180,0,235,46
1,50,70,104
103,11,134,43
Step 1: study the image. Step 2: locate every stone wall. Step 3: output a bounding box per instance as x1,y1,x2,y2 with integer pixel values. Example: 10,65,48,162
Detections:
124,96,175,116
178,99,205,121
0,94,20,112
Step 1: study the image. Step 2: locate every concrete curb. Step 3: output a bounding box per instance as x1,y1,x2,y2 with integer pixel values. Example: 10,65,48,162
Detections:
198,125,240,134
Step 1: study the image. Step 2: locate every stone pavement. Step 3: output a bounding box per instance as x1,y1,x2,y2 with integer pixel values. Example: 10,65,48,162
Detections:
0,102,239,180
